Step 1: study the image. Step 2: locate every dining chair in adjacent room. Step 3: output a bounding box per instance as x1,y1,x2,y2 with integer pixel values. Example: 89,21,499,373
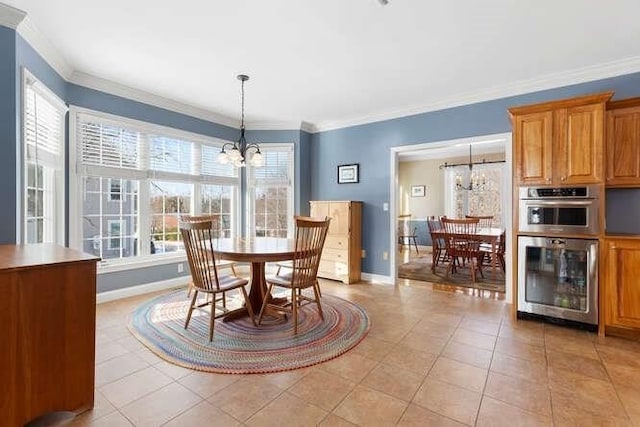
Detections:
258,216,331,334
426,216,448,269
465,214,494,229
480,230,506,273
398,214,419,254
180,220,256,341
180,214,239,302
441,217,484,282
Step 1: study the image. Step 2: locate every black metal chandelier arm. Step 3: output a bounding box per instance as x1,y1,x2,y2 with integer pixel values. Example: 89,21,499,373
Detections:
439,159,505,169
220,141,237,153
245,142,261,152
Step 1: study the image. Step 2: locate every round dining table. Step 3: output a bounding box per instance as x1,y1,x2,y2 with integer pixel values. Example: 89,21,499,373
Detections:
213,237,296,321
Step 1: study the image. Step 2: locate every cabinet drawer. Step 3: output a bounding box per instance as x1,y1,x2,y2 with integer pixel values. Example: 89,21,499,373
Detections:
318,260,348,277
323,248,348,262
325,235,348,250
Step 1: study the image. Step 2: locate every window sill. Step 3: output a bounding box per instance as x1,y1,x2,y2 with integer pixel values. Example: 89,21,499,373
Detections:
97,253,187,274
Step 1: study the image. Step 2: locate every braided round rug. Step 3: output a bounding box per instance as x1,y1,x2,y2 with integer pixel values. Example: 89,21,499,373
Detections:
128,290,370,374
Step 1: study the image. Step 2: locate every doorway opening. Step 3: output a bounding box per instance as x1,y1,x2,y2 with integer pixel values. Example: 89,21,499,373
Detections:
389,133,513,302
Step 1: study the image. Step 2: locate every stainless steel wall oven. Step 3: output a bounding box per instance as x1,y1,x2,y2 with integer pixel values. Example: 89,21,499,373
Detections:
518,185,600,236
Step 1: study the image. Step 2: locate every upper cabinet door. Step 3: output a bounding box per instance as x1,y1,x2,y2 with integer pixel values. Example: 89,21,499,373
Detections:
557,104,604,184
606,105,640,186
514,111,553,185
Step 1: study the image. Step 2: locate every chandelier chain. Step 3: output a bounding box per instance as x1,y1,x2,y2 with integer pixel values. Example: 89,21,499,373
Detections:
240,77,245,130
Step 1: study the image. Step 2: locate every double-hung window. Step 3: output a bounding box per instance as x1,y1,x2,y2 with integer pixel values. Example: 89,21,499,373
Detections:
22,71,66,244
246,144,294,237
71,109,239,266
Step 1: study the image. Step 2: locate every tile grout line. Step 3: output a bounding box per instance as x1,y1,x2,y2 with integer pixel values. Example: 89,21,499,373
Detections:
395,311,466,425
472,312,503,427
594,341,634,423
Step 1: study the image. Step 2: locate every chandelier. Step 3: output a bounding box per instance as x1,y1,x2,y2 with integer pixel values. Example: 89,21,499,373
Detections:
217,74,263,167
439,144,505,191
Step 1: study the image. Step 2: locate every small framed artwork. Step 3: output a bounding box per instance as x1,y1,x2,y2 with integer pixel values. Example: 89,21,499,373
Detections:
411,185,426,197
337,163,359,184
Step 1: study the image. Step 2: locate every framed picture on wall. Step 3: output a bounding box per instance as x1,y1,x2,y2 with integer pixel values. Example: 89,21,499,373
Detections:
411,185,426,197
337,163,359,184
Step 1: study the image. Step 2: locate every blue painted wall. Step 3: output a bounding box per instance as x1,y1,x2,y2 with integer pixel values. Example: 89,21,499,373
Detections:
67,84,238,142
299,130,312,216
311,72,640,276
0,27,17,243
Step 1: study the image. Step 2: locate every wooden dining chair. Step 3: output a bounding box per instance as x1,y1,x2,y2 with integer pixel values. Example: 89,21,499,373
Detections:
426,216,448,268
441,217,484,282
258,216,331,334
465,215,494,229
481,230,506,273
180,220,255,341
397,214,419,254
180,215,239,302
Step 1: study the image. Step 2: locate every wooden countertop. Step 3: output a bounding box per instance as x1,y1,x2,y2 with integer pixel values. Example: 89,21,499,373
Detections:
604,233,640,240
0,243,100,272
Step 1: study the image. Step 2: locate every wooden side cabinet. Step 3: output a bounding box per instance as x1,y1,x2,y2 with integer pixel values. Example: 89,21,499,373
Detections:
0,244,99,426
510,92,612,186
603,238,640,331
606,98,640,187
310,200,362,284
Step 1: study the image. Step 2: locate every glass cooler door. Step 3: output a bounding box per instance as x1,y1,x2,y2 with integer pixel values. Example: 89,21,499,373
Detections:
523,245,588,312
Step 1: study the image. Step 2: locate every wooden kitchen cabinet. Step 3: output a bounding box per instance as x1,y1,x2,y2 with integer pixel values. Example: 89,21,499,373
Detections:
512,111,553,185
510,92,612,186
603,237,640,332
606,98,640,187
310,200,362,284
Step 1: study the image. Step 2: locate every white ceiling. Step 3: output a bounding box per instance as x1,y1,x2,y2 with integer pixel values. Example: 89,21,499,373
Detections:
5,0,640,131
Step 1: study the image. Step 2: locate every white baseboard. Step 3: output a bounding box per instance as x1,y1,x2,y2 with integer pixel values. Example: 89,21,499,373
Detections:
97,276,191,304
361,272,394,284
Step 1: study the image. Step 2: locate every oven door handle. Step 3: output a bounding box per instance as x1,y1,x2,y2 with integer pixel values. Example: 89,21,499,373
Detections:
523,200,594,207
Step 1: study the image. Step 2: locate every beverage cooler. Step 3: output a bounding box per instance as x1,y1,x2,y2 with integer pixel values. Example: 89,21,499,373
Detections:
517,236,598,325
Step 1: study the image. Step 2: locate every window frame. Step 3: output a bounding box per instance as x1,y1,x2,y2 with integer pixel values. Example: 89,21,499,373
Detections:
20,68,67,245
108,178,123,202
246,143,295,238
68,106,241,273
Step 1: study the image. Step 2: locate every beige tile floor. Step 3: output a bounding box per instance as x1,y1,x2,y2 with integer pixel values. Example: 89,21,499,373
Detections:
53,277,640,426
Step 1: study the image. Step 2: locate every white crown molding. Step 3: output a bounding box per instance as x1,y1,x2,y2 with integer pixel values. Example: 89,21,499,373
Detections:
69,71,242,128
246,120,305,131
300,121,314,133
311,55,640,133
0,2,26,29
16,16,73,79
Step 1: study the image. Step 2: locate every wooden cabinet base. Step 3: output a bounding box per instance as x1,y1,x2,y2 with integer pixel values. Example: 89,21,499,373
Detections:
0,244,99,426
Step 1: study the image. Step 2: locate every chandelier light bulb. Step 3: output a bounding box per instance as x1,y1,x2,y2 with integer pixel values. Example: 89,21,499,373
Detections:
250,151,263,167
218,151,230,164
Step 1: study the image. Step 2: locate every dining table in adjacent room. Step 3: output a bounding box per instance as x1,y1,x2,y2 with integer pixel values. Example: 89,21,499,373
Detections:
430,227,504,276
212,237,296,321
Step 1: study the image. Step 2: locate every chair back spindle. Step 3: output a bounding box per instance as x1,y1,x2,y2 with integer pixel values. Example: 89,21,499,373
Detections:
180,220,221,292
290,217,331,289
465,215,493,229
